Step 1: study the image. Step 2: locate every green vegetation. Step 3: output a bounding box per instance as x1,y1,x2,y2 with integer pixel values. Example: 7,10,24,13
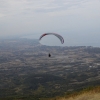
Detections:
0,39,100,100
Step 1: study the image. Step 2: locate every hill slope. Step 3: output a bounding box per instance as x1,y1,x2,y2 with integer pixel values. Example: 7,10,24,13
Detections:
50,86,100,100
59,92,100,100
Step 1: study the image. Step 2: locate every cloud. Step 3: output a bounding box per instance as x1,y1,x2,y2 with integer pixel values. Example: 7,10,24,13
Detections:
0,0,100,42
0,0,93,17
0,0,99,20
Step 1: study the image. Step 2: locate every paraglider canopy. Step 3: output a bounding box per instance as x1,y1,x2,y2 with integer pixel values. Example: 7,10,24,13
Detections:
39,33,64,44
39,33,64,57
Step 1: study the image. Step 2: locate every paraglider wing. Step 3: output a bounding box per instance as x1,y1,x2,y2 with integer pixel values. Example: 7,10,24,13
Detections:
39,33,64,44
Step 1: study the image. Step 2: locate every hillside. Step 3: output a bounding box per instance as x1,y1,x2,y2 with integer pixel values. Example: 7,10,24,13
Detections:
50,86,100,100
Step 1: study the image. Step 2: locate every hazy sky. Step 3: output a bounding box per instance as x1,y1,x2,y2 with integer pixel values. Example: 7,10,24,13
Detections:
0,0,100,46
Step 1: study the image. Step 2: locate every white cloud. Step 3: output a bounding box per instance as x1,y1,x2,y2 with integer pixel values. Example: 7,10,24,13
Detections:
0,0,99,17
0,0,100,45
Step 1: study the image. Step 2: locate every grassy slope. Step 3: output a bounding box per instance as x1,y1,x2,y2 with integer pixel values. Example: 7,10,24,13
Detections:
49,86,100,100
59,92,100,100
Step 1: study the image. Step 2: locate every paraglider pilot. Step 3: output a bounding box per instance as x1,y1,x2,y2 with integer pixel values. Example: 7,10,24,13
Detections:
48,53,51,57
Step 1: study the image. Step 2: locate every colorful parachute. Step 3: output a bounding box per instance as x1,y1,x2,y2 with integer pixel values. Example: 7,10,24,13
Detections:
39,33,64,44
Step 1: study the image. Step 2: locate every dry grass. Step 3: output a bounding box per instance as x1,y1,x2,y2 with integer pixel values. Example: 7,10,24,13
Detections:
49,86,100,100
59,92,100,100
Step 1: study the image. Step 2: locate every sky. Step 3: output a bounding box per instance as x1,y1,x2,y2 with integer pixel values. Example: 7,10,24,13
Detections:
0,0,100,46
